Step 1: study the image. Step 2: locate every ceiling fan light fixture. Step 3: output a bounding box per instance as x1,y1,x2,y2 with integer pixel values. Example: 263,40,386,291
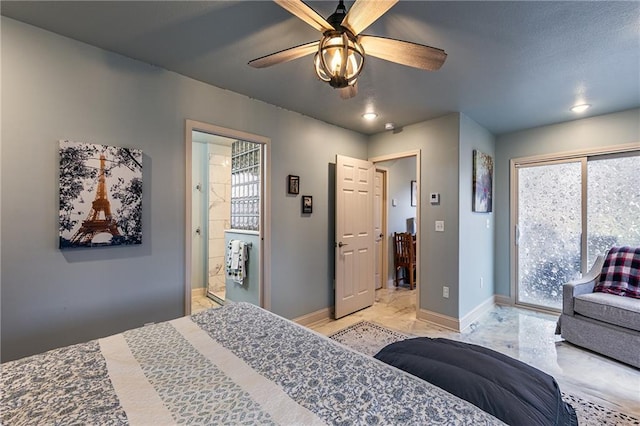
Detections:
314,30,364,88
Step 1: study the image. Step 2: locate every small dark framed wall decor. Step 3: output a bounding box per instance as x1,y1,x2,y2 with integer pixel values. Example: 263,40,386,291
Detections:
302,195,313,214
288,175,300,195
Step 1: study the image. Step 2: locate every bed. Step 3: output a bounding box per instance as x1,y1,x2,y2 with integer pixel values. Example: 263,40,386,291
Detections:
375,338,577,426
1,302,503,425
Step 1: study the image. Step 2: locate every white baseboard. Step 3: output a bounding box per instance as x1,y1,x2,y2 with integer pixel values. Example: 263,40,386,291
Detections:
191,287,206,297
294,295,509,331
293,307,332,326
459,295,496,331
417,295,499,332
416,309,460,331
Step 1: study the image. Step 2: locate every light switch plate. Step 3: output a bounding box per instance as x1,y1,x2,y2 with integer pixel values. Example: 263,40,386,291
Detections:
435,220,445,232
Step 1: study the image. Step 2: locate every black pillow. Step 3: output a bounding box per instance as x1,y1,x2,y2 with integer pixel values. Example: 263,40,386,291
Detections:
375,338,577,426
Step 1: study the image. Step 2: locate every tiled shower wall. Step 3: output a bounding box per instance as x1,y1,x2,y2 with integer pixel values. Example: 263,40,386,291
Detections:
207,144,231,297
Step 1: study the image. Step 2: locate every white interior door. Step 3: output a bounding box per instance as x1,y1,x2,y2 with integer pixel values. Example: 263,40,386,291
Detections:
335,155,375,318
374,170,385,290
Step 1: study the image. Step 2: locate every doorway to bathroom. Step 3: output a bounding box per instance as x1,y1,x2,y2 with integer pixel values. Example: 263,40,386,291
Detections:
185,120,271,316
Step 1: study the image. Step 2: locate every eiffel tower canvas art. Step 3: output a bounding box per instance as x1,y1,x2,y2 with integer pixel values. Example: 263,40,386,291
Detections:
59,140,142,249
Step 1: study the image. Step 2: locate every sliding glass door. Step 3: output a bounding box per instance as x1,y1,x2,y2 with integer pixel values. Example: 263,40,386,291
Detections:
586,154,640,266
516,160,583,310
514,151,639,311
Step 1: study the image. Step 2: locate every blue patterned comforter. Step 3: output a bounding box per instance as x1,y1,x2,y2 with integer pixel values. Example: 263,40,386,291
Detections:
1,302,504,425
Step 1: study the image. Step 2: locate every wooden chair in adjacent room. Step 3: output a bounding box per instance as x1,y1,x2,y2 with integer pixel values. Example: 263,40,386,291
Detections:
393,232,416,290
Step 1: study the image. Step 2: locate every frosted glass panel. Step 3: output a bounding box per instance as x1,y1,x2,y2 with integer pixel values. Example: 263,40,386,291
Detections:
517,162,582,309
587,155,640,266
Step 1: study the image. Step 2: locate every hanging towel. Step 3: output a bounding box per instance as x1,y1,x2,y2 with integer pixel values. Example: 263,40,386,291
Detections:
230,240,241,270
226,240,247,284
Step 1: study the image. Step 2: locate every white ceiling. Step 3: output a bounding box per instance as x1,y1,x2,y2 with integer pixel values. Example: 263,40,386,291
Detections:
2,1,639,135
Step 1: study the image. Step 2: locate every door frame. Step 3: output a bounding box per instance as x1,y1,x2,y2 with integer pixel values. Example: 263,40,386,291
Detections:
190,139,210,299
375,167,389,290
369,149,421,316
508,142,640,308
184,119,271,315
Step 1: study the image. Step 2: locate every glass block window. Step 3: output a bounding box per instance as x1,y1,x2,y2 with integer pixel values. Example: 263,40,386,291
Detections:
231,141,261,231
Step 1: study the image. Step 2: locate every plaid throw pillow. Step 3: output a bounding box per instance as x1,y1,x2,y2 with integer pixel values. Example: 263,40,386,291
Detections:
594,246,640,298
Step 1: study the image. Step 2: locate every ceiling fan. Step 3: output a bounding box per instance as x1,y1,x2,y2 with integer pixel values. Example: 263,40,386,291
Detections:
248,0,447,99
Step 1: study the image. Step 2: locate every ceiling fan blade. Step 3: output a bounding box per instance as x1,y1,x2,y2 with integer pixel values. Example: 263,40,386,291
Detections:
248,41,319,68
274,0,334,33
359,35,447,71
341,0,398,36
339,83,358,99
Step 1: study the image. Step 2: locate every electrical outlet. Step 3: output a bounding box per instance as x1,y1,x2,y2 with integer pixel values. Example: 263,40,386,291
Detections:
435,220,445,232
480,277,484,289
443,286,449,298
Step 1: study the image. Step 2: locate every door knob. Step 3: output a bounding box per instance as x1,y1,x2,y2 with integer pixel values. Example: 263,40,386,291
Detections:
195,227,201,235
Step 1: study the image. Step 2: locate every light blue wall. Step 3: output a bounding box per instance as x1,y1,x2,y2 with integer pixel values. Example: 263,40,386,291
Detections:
368,114,461,318
269,122,367,318
4,16,636,362
458,114,496,317
494,108,640,297
0,18,367,361
376,157,416,284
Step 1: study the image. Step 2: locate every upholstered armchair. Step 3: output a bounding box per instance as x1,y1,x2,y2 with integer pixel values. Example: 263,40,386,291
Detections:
558,248,640,368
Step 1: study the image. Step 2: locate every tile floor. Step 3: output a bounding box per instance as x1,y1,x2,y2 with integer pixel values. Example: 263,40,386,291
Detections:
308,285,640,417
192,292,221,314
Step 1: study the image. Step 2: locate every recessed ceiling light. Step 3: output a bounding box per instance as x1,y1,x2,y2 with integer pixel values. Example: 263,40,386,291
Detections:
570,104,591,113
362,112,378,121
385,122,395,130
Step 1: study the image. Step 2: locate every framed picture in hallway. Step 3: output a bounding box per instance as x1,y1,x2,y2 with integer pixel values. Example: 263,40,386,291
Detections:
59,140,143,249
472,149,493,213
302,195,313,214
287,174,300,194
